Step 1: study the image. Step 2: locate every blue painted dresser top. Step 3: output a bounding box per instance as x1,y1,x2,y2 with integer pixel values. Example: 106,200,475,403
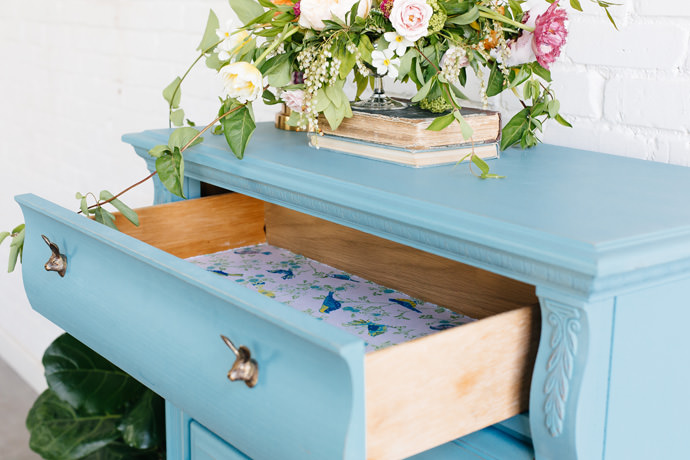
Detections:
124,123,690,297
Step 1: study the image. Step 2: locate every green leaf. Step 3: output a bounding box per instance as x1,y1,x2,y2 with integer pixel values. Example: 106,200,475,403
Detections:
314,88,331,112
555,113,573,128
94,207,118,229
168,127,202,151
99,191,139,227
357,35,373,63
43,334,148,415
8,227,25,273
471,153,490,176
80,197,90,216
228,0,265,24
426,112,455,131
264,54,292,87
148,144,170,159
446,5,479,25
569,0,583,11
0,231,10,246
170,109,185,127
162,77,182,109
397,49,415,80
530,62,552,82
453,111,474,139
411,77,434,103
118,391,164,450
547,100,560,118
205,52,224,71
156,149,185,198
339,48,356,80
27,390,122,460
325,83,347,109
500,108,530,150
323,101,346,130
221,105,256,159
486,61,505,97
82,443,160,460
197,10,220,52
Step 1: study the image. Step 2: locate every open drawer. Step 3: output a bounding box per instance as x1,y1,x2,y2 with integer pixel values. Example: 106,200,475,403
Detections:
17,192,539,460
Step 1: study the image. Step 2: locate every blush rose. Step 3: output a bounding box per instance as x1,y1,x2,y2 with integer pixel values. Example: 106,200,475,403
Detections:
389,0,433,43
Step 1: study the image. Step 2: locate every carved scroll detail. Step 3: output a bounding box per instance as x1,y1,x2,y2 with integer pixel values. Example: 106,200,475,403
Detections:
543,300,581,437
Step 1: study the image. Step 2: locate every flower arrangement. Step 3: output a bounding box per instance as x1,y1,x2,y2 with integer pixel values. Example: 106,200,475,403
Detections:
1,0,617,270
154,0,616,187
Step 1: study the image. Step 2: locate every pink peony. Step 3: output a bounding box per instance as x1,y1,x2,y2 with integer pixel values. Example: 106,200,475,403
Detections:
281,89,305,112
389,0,433,43
532,1,568,69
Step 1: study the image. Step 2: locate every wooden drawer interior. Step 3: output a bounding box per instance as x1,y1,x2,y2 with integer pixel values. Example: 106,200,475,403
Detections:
113,192,539,460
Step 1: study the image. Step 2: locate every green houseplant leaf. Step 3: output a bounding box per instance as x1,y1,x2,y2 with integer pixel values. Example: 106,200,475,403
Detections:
118,391,164,450
156,148,185,198
228,0,265,24
43,334,148,415
26,390,122,459
28,334,166,459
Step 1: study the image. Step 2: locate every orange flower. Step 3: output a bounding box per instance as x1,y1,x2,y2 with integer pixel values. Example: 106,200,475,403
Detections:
273,0,294,5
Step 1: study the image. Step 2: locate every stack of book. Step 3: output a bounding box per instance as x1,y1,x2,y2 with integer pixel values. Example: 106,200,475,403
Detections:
311,105,501,168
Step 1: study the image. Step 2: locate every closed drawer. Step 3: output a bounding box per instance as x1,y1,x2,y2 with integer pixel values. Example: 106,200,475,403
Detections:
17,192,539,460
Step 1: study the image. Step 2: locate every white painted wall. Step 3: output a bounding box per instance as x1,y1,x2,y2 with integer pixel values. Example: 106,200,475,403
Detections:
0,0,688,392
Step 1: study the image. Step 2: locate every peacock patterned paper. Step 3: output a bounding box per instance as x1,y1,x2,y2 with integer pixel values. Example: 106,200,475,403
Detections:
187,244,475,352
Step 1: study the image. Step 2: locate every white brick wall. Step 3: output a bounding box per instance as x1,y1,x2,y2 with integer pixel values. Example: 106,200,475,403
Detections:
0,1,688,391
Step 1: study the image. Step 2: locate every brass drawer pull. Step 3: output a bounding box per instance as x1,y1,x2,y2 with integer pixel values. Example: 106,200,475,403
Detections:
42,235,67,277
221,335,258,388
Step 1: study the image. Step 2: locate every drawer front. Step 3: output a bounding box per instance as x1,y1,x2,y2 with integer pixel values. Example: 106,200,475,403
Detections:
16,194,365,460
190,421,248,460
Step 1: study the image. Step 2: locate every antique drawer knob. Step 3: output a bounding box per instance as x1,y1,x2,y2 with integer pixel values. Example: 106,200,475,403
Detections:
221,335,258,388
42,235,67,277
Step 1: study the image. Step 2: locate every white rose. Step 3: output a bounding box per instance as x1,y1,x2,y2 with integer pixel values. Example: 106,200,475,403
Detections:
298,0,371,31
219,62,263,103
298,0,333,31
330,0,372,23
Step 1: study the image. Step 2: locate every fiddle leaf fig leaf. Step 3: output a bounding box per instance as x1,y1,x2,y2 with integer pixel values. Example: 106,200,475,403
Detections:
163,77,182,109
26,390,122,460
43,334,147,415
99,191,139,227
221,104,255,159
118,391,164,450
168,127,202,152
197,9,220,52
155,148,185,198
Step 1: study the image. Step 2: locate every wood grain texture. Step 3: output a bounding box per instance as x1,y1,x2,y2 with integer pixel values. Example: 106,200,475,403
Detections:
318,109,500,150
265,204,538,319
365,305,540,460
114,194,266,259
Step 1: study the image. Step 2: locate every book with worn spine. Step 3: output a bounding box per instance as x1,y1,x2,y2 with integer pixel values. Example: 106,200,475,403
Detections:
309,134,499,168
318,105,501,150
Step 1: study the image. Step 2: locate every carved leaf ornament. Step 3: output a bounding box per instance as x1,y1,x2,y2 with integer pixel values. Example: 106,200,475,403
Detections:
543,302,581,437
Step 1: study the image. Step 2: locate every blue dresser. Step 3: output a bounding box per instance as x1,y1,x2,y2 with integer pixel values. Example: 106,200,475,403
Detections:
16,124,690,459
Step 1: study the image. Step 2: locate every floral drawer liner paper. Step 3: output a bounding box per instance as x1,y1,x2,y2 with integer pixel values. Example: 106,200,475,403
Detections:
187,244,475,352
